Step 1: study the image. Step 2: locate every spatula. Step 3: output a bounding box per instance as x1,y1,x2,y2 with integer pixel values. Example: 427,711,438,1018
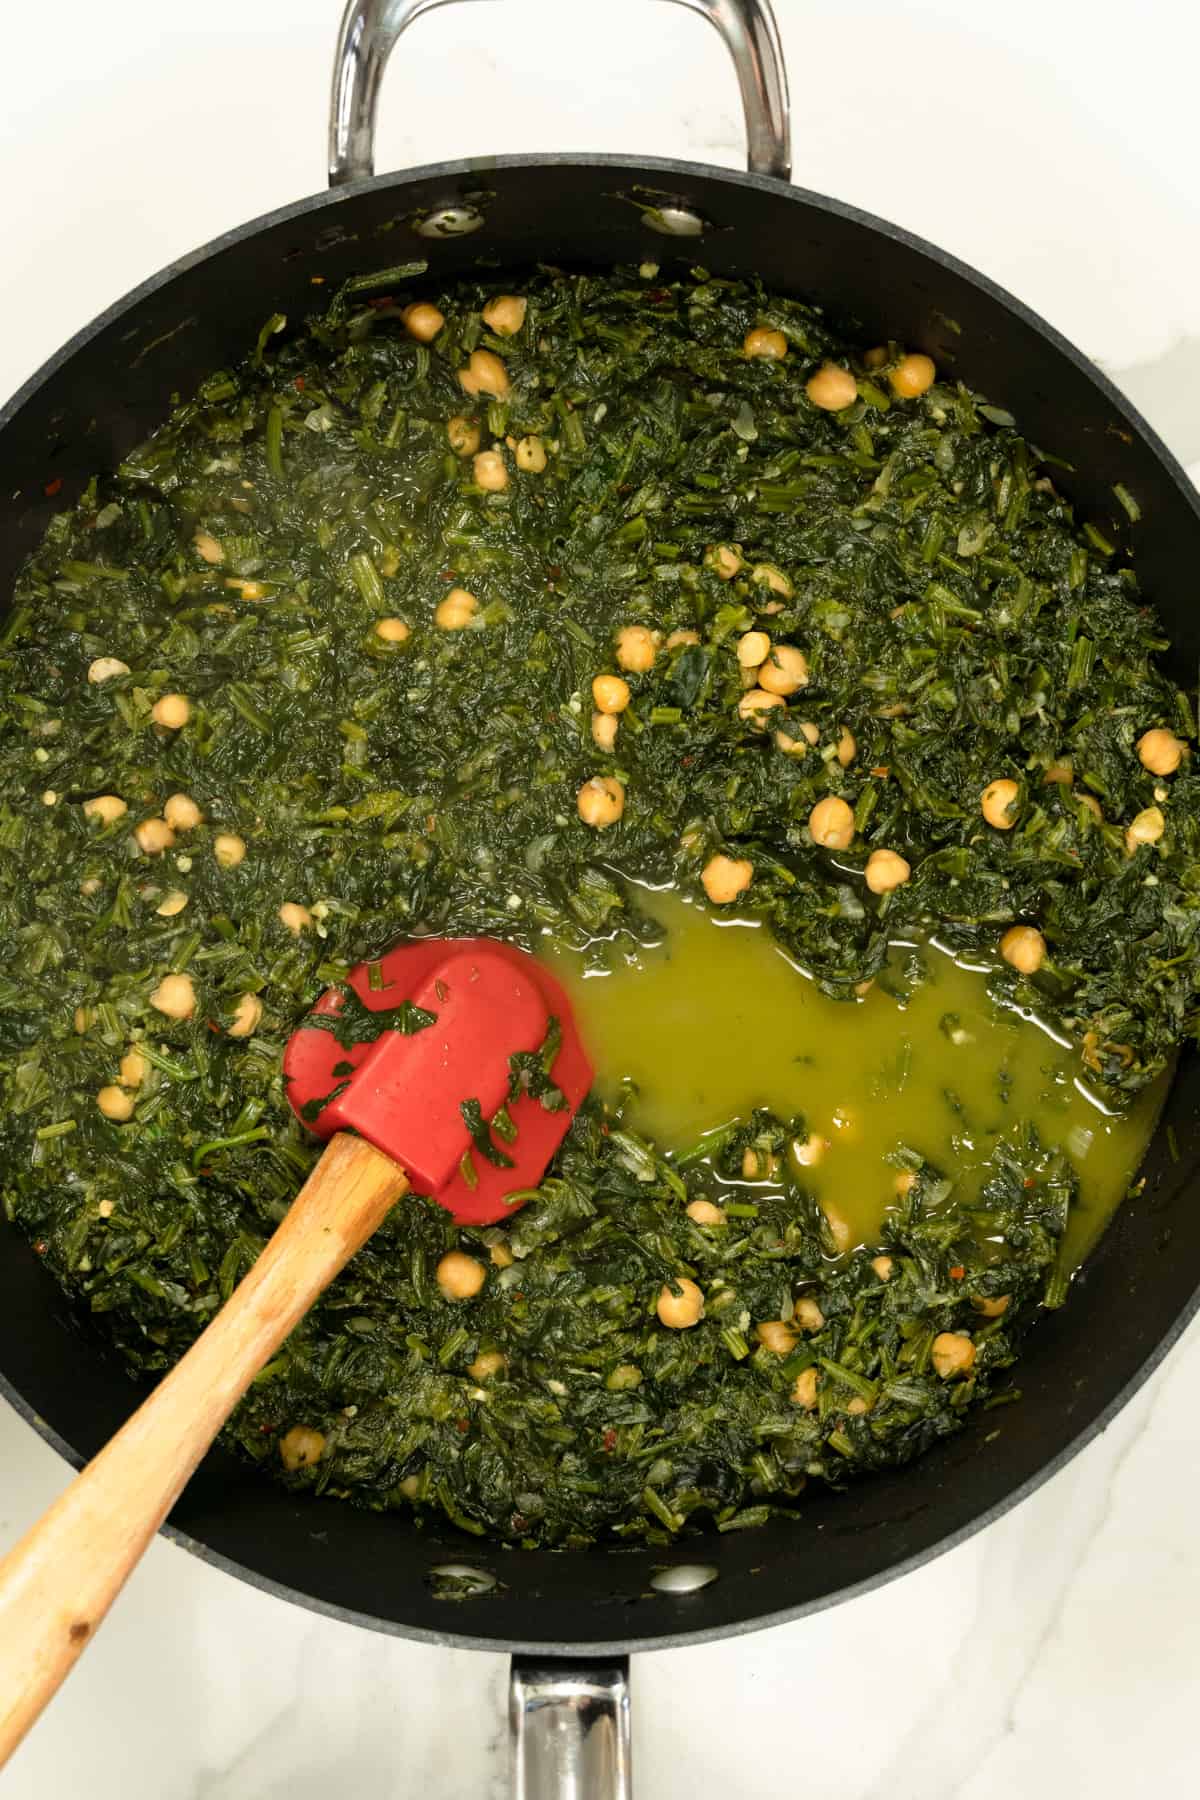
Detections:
0,936,591,1766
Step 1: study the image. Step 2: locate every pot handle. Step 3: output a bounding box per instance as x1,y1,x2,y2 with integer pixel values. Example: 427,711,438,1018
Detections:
510,1657,632,1800
328,0,791,186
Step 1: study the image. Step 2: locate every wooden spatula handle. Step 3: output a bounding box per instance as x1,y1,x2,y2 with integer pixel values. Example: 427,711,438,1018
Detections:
0,1131,408,1767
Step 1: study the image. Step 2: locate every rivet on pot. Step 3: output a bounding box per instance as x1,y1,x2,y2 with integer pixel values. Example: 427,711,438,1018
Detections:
643,205,705,238
414,206,485,239
649,1563,719,1594
427,1563,497,1595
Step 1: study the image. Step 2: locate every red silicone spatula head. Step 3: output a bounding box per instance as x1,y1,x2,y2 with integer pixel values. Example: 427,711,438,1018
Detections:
282,938,592,1225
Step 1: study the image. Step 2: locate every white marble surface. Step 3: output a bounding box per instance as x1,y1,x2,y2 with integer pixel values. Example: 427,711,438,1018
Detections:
2,1,1200,1793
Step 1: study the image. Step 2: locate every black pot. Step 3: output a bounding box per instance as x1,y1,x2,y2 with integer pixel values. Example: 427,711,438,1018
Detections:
2,1,1198,1790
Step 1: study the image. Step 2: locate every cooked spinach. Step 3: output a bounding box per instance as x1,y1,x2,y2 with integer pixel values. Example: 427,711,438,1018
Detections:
0,263,1192,1544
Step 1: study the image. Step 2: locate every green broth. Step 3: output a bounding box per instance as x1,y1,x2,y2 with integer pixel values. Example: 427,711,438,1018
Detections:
544,887,1164,1270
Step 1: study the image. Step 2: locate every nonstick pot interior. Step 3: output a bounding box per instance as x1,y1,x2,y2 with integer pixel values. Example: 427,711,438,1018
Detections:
2,156,1199,1653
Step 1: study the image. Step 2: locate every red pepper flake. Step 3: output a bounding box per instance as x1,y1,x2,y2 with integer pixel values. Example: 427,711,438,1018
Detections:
33,1240,47,1255
440,570,456,582
870,765,890,779
602,1428,618,1453
293,376,306,390
456,1417,470,1434
949,1265,965,1280
1024,1176,1037,1189
43,477,62,497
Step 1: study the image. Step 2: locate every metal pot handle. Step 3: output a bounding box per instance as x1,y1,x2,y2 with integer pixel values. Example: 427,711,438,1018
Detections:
510,1657,632,1800
328,0,791,186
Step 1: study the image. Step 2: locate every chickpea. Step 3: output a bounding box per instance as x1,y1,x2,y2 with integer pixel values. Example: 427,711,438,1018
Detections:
667,628,701,648
398,1474,423,1500
791,1367,820,1410
738,687,786,728
228,993,263,1038
151,693,190,730
84,794,127,825
774,728,808,756
88,656,130,684
457,348,510,400
401,301,445,342
656,1278,704,1329
591,711,619,752
516,434,547,473
279,1426,326,1471
73,1006,94,1034
490,1240,515,1269
225,577,269,601
890,353,936,399
809,795,855,850
150,973,196,1020
863,346,888,370
758,645,809,696
615,625,658,672
823,1203,853,1252
931,1332,976,1379
744,326,788,359
153,890,189,921
577,776,625,829
437,1250,486,1300
1126,805,1165,853
750,563,793,599
791,1133,826,1168
467,1349,508,1380
161,793,201,832
999,924,1046,974
972,1294,1011,1318
686,1199,726,1226
1079,793,1103,823
279,903,313,935
806,363,858,411
80,878,102,896
97,1084,135,1122
981,778,1020,829
447,415,481,457
893,1169,917,1199
756,1320,798,1355
135,818,176,855
193,530,224,564
482,294,527,337
213,833,247,869
871,1255,895,1282
701,854,753,905
793,1296,825,1333
742,1146,779,1180
836,726,857,768
118,1047,147,1089
375,617,411,644
592,674,631,715
865,848,911,894
1044,762,1074,786
706,543,743,580
435,587,479,631
473,449,509,493
736,630,771,669
1137,728,1184,776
